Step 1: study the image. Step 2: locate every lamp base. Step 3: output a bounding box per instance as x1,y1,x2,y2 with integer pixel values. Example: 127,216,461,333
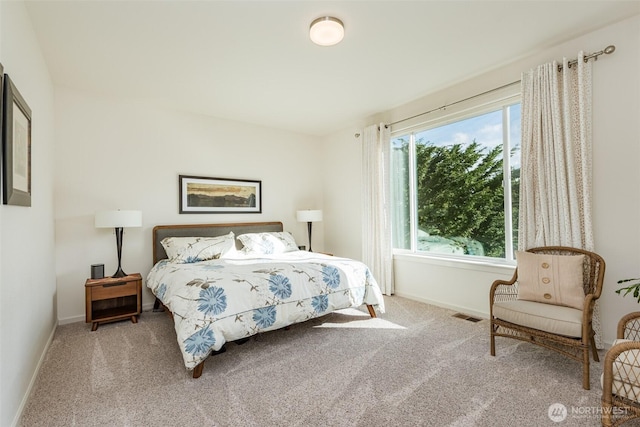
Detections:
112,227,127,278
111,267,128,278
307,221,313,252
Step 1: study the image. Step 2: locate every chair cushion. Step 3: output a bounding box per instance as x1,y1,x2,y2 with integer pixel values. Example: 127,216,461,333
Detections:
515,251,585,310
602,339,640,402
493,300,583,337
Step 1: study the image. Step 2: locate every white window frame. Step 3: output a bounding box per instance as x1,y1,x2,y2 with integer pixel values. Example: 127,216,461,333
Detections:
390,90,521,265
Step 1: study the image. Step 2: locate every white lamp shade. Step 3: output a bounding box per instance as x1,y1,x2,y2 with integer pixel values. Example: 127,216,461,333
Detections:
297,209,323,222
95,210,142,228
309,17,344,46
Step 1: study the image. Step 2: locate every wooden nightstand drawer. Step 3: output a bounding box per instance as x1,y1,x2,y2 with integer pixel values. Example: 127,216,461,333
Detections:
90,280,137,300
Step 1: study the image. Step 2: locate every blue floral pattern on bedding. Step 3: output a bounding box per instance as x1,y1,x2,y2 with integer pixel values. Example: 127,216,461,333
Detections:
156,283,167,302
268,274,292,299
146,251,385,370
253,306,277,328
197,287,227,316
184,326,216,357
322,265,341,288
311,294,329,313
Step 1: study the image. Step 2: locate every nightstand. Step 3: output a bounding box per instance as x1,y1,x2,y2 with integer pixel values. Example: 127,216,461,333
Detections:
85,273,142,331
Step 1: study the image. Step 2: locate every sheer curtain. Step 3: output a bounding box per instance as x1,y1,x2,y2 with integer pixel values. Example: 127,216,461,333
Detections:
362,123,394,295
519,52,601,345
520,52,593,249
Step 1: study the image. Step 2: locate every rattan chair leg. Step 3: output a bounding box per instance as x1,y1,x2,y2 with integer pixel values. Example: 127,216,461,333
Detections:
583,348,590,390
601,405,613,427
490,326,496,356
591,334,600,362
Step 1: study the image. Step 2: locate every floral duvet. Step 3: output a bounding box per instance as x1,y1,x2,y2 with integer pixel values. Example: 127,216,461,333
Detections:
146,251,385,370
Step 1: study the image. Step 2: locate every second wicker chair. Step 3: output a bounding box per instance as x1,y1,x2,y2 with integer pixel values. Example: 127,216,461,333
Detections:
602,312,640,426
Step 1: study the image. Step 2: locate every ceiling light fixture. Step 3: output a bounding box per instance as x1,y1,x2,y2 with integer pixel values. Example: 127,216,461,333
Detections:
309,16,344,46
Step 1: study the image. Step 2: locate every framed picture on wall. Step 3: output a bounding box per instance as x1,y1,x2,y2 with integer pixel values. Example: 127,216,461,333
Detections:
2,73,32,207
0,64,3,174
179,175,262,214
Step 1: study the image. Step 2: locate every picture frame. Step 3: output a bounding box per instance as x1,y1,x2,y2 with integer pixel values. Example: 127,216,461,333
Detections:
0,64,3,176
2,73,32,207
179,175,262,214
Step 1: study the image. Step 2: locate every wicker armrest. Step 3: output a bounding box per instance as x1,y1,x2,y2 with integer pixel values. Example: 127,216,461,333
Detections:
603,340,640,401
581,293,598,312
618,312,640,341
490,271,518,306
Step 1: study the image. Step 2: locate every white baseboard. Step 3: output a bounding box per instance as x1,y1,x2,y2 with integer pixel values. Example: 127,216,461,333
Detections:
57,314,84,325
393,292,618,350
394,291,489,320
11,320,58,427
58,302,156,325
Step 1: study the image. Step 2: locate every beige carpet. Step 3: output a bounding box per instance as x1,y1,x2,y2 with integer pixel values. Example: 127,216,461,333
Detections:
19,296,633,426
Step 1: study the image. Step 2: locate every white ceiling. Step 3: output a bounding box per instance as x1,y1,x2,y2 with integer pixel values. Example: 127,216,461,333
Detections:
25,0,640,137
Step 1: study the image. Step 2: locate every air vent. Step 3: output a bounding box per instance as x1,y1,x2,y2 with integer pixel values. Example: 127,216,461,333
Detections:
452,313,482,323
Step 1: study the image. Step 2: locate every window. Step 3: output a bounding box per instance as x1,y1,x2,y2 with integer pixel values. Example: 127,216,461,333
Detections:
391,98,521,261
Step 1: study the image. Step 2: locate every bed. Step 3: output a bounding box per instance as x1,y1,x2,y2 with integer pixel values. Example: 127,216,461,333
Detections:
147,221,385,378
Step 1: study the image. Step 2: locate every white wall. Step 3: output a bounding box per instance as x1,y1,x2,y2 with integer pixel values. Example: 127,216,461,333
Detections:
0,2,56,426
321,126,366,261
322,15,640,345
54,88,325,323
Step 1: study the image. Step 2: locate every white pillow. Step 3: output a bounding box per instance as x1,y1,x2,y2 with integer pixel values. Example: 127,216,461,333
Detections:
516,251,585,310
161,232,235,263
237,231,298,255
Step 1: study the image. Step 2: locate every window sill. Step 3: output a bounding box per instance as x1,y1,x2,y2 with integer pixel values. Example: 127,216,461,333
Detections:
393,250,515,274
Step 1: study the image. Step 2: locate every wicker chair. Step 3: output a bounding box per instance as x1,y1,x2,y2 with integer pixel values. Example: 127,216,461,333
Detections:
489,246,606,390
602,312,640,426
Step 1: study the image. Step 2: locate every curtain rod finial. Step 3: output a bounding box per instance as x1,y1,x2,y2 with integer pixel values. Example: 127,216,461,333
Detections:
354,132,361,138
604,45,615,55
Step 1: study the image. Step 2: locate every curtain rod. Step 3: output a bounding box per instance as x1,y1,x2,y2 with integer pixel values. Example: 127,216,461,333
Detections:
384,80,520,129
381,44,616,131
559,44,615,71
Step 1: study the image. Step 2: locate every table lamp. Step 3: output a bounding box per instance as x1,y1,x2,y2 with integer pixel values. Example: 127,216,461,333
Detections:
95,210,142,278
296,209,323,252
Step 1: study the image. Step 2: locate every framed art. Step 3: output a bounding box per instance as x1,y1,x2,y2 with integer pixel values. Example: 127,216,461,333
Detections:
179,175,262,214
2,73,32,207
0,64,3,182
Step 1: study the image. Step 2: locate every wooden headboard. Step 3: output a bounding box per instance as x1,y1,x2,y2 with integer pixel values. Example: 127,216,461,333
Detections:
152,221,284,264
